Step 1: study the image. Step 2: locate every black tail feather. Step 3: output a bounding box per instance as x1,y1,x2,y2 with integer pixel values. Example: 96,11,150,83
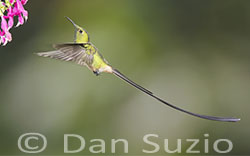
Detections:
112,69,240,122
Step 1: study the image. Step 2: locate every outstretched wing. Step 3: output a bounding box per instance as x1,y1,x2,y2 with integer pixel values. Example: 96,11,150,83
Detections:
37,43,93,66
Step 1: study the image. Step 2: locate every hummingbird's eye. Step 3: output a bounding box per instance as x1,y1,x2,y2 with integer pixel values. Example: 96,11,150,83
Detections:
79,30,83,34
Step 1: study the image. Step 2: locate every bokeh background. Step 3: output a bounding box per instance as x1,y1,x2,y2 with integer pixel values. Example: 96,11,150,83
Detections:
0,0,249,155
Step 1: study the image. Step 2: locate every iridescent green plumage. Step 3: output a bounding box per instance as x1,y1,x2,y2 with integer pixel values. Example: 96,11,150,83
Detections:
36,17,240,122
37,17,112,75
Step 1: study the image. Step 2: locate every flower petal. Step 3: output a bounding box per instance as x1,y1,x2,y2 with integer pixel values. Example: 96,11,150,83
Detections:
0,29,3,36
8,16,14,29
16,0,28,21
23,9,28,21
5,31,12,41
1,16,8,32
1,36,7,46
16,0,24,12
10,0,15,4
16,14,24,27
21,0,28,5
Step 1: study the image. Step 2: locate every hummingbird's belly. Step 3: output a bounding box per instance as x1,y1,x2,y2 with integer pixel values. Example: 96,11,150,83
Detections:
91,54,112,73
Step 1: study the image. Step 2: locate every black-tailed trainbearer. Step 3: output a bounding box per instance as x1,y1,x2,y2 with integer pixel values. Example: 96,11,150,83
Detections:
37,17,240,122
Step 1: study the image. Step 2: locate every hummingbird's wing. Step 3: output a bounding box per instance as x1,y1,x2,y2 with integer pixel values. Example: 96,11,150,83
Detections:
37,44,240,122
37,43,93,66
112,69,240,122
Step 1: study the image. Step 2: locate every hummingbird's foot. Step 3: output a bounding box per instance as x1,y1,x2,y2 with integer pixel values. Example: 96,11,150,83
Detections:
93,70,100,76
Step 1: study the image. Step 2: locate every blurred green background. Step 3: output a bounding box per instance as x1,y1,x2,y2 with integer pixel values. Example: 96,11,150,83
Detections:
0,0,249,155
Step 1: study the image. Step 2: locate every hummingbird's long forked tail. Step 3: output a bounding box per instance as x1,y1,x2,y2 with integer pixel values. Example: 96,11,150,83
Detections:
112,69,240,122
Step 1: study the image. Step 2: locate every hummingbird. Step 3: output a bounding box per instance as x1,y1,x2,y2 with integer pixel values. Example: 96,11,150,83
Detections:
37,17,240,122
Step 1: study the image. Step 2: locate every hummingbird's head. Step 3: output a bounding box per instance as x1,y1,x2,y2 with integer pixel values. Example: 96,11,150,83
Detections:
65,16,90,43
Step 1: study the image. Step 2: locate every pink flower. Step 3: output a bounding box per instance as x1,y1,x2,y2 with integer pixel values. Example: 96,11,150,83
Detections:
15,0,28,23
1,16,8,31
16,14,24,27
1,15,12,45
8,0,28,28
6,7,14,29
0,0,28,46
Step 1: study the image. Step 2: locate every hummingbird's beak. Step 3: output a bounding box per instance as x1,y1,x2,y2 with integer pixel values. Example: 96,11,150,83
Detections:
65,16,78,29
